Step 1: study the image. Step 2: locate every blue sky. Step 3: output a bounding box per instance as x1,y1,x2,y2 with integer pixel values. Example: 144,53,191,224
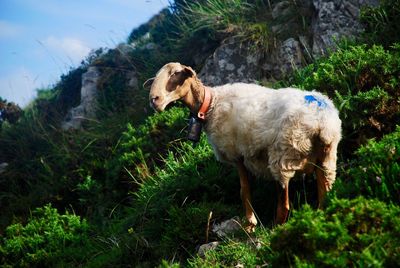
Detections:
0,0,168,107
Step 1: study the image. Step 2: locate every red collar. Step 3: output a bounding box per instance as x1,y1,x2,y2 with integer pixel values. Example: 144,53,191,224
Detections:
197,86,211,120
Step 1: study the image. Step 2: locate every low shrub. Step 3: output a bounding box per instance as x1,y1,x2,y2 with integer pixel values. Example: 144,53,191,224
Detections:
192,197,400,267
334,126,400,204
270,197,400,267
109,106,188,182
0,204,91,267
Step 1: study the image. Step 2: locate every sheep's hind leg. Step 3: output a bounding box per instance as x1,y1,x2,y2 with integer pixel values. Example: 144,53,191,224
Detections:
275,181,289,225
237,160,257,233
316,143,337,208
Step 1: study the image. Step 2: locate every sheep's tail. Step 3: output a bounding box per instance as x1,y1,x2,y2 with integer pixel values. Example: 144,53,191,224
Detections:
304,92,342,146
319,110,342,145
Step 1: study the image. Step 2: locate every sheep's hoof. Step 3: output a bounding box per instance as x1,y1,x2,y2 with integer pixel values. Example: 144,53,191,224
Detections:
244,214,257,233
245,223,256,233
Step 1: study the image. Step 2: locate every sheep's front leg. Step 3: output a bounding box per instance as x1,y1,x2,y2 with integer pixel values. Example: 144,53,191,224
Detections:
237,160,257,232
275,181,289,225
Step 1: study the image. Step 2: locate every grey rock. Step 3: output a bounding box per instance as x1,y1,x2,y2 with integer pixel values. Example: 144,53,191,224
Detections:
212,216,241,238
127,71,138,89
262,37,304,79
197,241,220,257
62,66,101,130
200,36,304,82
311,0,379,57
277,38,303,76
199,37,262,86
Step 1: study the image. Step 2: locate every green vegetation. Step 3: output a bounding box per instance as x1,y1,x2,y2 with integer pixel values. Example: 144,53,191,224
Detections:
361,0,400,47
190,197,400,267
123,136,238,262
1,0,400,267
176,0,273,50
270,197,400,267
334,126,400,204
0,204,91,267
114,106,188,181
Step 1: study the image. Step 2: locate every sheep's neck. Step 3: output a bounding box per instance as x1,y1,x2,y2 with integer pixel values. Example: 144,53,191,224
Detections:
182,78,210,116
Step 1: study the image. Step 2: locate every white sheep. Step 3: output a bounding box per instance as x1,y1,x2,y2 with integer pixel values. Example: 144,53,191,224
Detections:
149,62,342,232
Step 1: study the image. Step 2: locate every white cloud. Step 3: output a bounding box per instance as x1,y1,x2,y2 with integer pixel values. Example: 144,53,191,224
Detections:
0,68,39,107
0,20,24,39
42,36,91,66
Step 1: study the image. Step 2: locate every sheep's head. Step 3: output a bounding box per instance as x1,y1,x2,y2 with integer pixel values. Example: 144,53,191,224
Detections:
149,62,196,112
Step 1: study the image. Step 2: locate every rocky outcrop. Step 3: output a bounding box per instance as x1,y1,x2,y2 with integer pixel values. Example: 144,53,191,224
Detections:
312,0,379,57
199,38,263,86
62,43,139,130
62,67,100,130
199,0,379,83
262,37,304,79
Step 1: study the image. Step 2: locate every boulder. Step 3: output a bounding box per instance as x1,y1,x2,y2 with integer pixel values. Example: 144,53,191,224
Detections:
199,37,263,86
262,37,304,79
212,216,241,238
196,217,241,258
62,66,100,130
311,0,379,57
197,241,220,258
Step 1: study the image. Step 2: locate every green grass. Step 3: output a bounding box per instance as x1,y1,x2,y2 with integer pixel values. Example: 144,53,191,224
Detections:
361,0,400,48
123,136,240,264
172,0,315,58
174,0,275,52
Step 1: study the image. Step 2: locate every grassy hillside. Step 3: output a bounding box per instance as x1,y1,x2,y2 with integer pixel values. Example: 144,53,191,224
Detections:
1,0,399,267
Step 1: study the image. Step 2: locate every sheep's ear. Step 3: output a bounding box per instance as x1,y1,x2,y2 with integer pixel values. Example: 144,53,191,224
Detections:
143,77,155,90
166,66,195,92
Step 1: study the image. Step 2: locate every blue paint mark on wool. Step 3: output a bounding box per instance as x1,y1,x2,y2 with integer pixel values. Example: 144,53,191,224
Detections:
304,95,327,108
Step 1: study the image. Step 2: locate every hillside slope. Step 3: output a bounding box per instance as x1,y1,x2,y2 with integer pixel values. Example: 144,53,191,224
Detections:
1,0,399,266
